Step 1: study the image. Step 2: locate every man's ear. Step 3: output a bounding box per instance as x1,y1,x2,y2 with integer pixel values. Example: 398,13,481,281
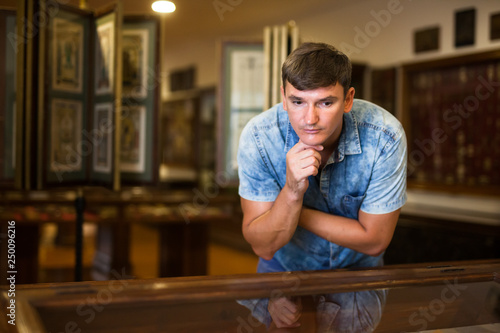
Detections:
344,87,355,113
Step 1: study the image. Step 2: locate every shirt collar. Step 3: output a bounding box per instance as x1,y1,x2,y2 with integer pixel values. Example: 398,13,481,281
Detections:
284,110,362,161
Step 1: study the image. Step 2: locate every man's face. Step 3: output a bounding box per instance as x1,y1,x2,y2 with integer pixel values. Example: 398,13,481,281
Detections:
282,81,354,149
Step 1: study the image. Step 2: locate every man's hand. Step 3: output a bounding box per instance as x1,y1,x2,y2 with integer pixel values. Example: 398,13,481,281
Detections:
240,141,323,260
268,296,302,328
285,140,323,199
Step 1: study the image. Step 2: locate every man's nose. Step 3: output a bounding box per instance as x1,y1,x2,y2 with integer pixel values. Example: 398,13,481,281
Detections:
305,105,319,125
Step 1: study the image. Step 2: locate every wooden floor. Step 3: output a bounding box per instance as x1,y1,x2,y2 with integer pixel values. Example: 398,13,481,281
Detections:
38,222,259,283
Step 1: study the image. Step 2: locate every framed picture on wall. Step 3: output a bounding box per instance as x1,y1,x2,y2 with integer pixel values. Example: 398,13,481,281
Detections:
455,8,476,47
95,20,115,95
490,12,500,41
93,103,113,173
414,26,439,53
122,29,148,99
120,105,146,173
52,17,84,93
217,40,264,186
50,99,82,173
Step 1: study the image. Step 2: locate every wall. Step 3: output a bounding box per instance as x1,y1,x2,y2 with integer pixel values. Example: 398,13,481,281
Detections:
299,0,500,67
162,0,500,89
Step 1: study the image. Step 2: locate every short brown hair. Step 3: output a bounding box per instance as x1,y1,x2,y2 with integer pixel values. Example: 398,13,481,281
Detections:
281,42,352,96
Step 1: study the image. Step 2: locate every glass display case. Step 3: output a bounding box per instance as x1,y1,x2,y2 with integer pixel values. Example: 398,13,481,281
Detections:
0,259,498,332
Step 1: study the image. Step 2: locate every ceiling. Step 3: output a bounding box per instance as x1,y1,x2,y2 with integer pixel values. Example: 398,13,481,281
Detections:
1,0,367,44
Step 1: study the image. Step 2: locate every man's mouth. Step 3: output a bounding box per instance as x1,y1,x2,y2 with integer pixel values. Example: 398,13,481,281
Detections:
303,128,320,134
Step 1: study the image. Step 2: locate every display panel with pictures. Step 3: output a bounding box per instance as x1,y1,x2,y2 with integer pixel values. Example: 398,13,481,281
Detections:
40,3,121,188
90,6,121,186
217,40,264,186
44,6,91,185
120,16,160,184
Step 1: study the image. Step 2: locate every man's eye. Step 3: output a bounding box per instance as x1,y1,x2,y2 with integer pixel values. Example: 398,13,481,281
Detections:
293,100,303,105
321,102,332,107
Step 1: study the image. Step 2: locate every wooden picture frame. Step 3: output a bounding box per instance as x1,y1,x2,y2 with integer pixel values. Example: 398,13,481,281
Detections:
217,40,264,186
51,17,84,93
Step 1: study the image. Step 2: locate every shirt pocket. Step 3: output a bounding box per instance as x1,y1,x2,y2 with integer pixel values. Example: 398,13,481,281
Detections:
340,194,366,220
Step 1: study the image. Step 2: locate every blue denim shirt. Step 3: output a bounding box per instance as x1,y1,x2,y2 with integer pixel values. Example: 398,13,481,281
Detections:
237,99,407,272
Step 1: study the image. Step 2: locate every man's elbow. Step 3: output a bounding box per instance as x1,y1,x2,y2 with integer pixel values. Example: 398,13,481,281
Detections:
252,246,275,261
365,245,386,257
365,238,392,257
242,234,275,260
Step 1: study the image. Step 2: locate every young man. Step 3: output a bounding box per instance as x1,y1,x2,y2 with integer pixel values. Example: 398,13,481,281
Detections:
237,42,407,331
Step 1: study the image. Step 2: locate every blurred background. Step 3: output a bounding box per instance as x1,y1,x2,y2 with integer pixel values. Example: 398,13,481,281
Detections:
0,0,499,285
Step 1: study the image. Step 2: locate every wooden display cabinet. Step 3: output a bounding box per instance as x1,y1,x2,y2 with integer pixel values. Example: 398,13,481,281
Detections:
0,259,498,332
159,87,216,189
402,49,500,197
0,187,239,284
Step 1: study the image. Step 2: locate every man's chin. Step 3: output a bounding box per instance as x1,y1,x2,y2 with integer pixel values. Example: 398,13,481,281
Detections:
298,136,325,147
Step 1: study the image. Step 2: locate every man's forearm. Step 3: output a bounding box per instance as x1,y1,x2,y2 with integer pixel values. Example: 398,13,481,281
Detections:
243,185,304,260
299,208,398,257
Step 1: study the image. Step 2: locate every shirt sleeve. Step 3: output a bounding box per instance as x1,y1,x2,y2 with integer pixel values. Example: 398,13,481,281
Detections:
237,122,281,202
360,126,407,214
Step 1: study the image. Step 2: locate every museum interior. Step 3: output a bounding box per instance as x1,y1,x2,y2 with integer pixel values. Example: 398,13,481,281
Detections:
0,0,499,332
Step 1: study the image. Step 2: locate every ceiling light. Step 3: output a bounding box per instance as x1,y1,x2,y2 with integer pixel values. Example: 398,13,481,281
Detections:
152,1,176,13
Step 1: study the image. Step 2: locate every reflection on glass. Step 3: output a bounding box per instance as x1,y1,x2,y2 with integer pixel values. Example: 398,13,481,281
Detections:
2,261,498,333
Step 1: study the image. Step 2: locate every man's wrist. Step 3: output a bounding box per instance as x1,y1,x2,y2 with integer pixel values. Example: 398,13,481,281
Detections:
282,183,305,204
